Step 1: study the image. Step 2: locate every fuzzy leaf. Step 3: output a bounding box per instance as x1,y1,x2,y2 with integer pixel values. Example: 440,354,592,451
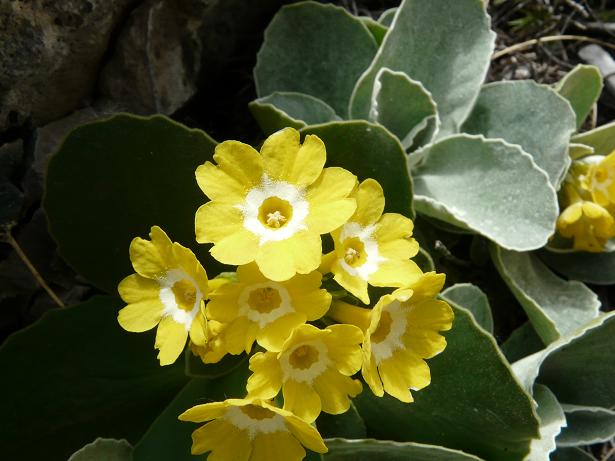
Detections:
557,405,615,447
68,439,132,461
411,135,558,251
491,247,600,344
462,81,576,186
524,385,566,461
369,68,438,149
249,92,339,135
538,249,615,285
254,2,378,117
572,120,615,156
441,283,493,334
324,439,485,460
350,0,495,136
555,65,603,130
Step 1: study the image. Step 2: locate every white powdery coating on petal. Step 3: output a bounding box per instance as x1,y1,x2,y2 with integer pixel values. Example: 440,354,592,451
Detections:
338,222,386,281
371,300,408,365
224,406,287,440
239,174,309,245
279,340,330,384
158,268,202,331
238,282,294,328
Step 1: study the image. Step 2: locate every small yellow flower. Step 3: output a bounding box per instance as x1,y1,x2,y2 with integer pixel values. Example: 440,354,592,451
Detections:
246,324,363,423
117,226,209,366
206,263,331,353
330,272,453,403
557,199,615,252
587,150,615,207
195,127,357,282
179,397,328,461
325,178,423,304
190,320,228,364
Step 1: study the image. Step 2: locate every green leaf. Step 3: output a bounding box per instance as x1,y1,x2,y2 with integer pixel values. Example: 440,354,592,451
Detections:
552,447,596,461
512,312,615,408
491,247,600,344
440,283,493,334
43,114,218,294
572,120,615,156
316,402,366,439
134,365,250,461
415,247,435,272
301,121,414,218
411,135,558,251
377,8,396,26
68,438,132,461
324,438,485,460
350,0,495,136
359,16,388,45
184,347,247,379
555,65,603,130
369,68,438,150
538,248,615,285
249,92,339,135
461,81,577,187
0,296,187,460
524,385,566,461
354,305,539,461
500,322,545,364
568,143,594,160
557,405,615,447
254,1,378,117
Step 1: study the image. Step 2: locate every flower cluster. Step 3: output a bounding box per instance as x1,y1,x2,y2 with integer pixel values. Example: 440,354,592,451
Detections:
117,128,454,460
556,150,615,252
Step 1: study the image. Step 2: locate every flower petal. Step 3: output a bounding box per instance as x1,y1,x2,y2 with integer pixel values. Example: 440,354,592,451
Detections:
247,352,283,399
283,413,328,454
251,431,304,461
369,259,423,288
257,312,306,352
117,300,163,333
255,231,321,282
313,368,362,415
155,316,188,365
195,201,244,244
324,324,364,375
333,262,370,305
307,167,358,234
353,179,385,226
373,213,414,242
118,274,160,303
178,401,229,422
196,141,263,203
282,379,322,423
210,229,260,266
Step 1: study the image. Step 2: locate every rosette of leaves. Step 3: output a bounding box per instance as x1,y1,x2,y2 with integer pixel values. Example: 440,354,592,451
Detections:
1,1,614,461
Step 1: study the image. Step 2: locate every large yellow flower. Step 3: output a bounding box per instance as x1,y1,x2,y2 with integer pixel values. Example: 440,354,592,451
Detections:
324,178,423,304
117,226,209,366
246,324,363,423
587,150,615,208
195,127,357,281
329,272,453,403
179,397,327,461
206,263,331,353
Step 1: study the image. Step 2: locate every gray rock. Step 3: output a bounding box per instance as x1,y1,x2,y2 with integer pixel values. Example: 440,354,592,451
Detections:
99,0,215,115
0,0,137,132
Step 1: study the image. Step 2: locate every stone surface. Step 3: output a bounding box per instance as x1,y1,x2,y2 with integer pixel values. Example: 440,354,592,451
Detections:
0,0,137,132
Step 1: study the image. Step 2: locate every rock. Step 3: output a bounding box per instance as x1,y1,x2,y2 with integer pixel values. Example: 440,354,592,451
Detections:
99,0,214,115
0,0,137,132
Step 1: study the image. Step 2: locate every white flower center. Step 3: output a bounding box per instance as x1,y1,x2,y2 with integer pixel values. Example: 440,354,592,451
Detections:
225,405,287,440
371,300,408,364
338,222,385,281
158,268,202,331
280,340,330,384
238,174,309,244
238,282,293,328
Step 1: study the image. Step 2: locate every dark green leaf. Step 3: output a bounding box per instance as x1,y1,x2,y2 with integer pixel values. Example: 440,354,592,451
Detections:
441,283,493,333
43,114,218,293
0,296,187,460
184,347,247,379
316,402,366,439
68,438,132,461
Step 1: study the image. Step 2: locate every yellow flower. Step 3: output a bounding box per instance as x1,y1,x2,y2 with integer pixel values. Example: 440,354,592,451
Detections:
117,226,208,366
557,199,615,252
179,397,328,461
190,320,228,364
206,263,331,353
195,127,357,281
587,150,615,207
246,324,363,423
329,272,453,403
324,178,423,304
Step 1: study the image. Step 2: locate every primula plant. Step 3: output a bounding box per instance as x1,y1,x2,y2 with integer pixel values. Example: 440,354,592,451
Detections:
2,1,615,461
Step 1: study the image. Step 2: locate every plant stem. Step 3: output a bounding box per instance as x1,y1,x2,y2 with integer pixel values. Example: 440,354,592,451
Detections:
6,233,65,308
492,35,615,60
